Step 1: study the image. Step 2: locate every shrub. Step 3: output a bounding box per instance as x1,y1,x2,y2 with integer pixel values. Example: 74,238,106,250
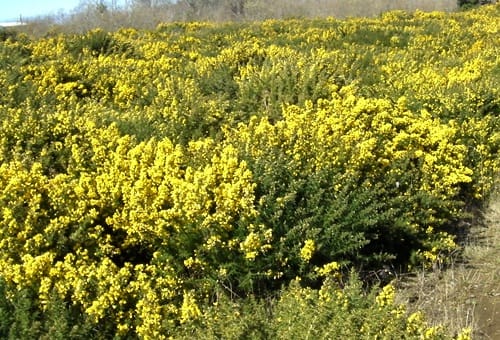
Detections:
0,5,498,337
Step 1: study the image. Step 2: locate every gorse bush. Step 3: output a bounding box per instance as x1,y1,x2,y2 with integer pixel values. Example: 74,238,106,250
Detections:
176,272,474,339
0,4,498,338
458,0,494,10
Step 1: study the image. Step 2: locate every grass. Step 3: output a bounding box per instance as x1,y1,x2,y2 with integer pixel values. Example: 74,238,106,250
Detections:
13,0,458,36
396,186,500,339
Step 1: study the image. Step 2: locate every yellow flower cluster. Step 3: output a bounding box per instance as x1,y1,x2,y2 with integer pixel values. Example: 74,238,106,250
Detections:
316,261,340,277
376,284,395,307
180,290,201,324
240,226,273,260
0,4,498,337
0,119,262,336
300,239,315,262
280,277,465,339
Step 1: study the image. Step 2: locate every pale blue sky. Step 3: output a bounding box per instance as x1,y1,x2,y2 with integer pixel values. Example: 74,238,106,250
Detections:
0,0,127,22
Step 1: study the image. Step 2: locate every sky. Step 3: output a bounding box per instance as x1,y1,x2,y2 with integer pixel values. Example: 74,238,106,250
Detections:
0,0,128,22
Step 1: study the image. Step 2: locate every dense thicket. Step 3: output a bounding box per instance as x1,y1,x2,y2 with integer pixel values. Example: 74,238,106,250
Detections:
0,4,498,338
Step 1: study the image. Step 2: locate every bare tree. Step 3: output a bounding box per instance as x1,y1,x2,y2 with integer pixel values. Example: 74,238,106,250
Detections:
229,0,245,17
131,0,173,8
180,0,246,18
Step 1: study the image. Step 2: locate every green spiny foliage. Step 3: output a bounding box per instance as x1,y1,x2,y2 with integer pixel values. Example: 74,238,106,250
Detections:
0,5,497,338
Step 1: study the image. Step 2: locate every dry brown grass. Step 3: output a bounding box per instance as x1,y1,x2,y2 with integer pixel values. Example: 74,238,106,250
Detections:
247,0,457,19
395,188,500,339
16,0,459,35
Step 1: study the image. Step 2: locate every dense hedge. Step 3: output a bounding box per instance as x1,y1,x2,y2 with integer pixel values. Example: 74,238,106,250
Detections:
0,4,498,338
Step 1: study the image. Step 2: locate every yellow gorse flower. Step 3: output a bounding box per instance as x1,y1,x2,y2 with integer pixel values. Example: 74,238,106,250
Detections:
0,4,498,336
300,239,315,262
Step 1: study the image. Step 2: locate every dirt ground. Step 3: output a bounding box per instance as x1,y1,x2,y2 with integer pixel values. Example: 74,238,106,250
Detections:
472,198,499,339
395,194,500,339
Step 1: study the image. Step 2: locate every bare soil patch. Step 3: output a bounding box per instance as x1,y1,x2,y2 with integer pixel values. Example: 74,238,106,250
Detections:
396,195,500,339
471,198,500,339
